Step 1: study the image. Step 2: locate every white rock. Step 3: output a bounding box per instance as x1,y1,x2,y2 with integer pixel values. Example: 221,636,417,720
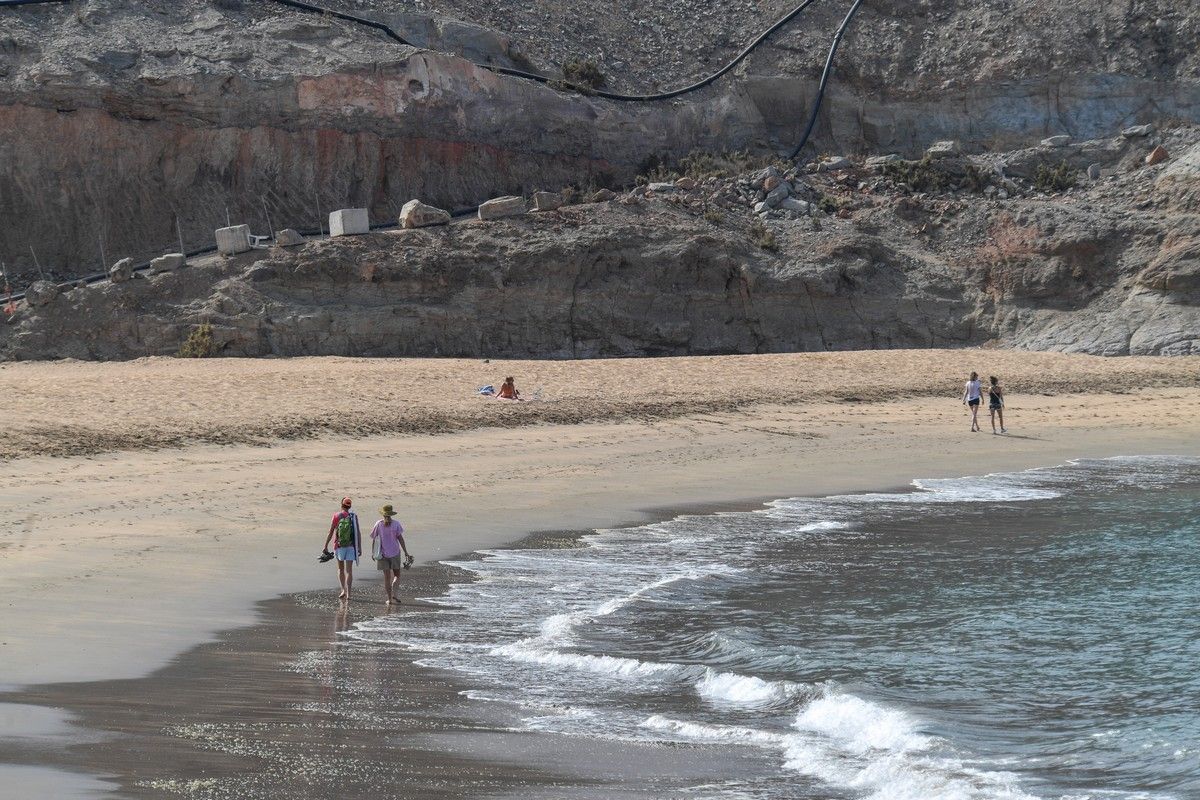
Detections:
108,257,134,283
926,140,961,159
329,208,370,237
1041,135,1072,147
215,224,251,256
819,156,853,171
531,191,563,212
777,196,811,215
400,200,451,228
149,253,186,274
274,228,306,247
752,201,770,214
674,177,697,190
647,182,677,193
478,196,526,220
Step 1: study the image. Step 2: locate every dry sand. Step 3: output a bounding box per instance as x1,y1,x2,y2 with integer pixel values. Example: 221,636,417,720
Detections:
1,350,1198,690
1,350,1196,460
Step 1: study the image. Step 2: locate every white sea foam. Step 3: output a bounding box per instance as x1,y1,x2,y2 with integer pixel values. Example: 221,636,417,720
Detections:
641,715,786,748
793,692,932,754
695,669,804,710
783,693,1039,800
491,641,684,678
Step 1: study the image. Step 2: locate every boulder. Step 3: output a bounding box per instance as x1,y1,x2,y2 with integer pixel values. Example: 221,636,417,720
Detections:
752,201,770,214
1087,163,1102,180
819,156,853,171
1145,145,1170,166
753,165,782,189
108,257,134,283
531,191,563,212
274,228,306,247
926,140,961,159
762,175,782,191
24,280,59,307
215,224,251,255
400,200,451,228
590,188,616,202
149,253,186,274
1041,135,1072,147
478,196,526,220
865,154,902,169
329,208,370,237
1122,124,1154,138
763,182,790,208
674,177,697,190
777,197,811,215
647,182,677,193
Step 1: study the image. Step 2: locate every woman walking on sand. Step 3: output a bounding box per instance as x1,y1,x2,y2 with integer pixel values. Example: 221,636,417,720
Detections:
962,371,983,432
371,504,412,605
324,497,361,601
988,376,1007,434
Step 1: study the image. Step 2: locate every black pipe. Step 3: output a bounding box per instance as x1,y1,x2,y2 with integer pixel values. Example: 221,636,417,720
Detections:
788,0,865,160
2,0,868,298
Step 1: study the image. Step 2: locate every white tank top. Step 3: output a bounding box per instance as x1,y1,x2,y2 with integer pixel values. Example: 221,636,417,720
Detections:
965,380,982,401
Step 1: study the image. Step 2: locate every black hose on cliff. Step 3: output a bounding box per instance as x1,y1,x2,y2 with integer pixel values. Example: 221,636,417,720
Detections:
788,0,865,159
1,0,868,299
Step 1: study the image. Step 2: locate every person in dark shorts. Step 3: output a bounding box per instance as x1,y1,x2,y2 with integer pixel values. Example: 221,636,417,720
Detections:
962,371,983,432
370,504,412,605
988,376,1007,434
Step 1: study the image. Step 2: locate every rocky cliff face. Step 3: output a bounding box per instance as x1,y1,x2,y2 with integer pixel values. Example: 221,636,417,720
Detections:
5,129,1197,359
2,0,1198,283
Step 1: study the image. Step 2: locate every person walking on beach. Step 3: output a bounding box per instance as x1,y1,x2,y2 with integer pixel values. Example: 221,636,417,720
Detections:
988,376,1007,435
370,504,412,605
324,497,361,601
962,371,983,432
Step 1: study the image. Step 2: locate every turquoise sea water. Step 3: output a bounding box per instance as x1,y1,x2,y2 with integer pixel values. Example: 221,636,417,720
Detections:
347,456,1200,799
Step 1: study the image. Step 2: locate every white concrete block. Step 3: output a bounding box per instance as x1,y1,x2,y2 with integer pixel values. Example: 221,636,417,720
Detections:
215,225,251,256
477,196,526,221
329,208,370,237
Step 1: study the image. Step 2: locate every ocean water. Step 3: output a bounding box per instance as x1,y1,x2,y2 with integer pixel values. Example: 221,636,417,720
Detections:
345,457,1200,799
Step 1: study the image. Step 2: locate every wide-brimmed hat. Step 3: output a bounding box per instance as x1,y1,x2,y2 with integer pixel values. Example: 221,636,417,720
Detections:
379,504,396,517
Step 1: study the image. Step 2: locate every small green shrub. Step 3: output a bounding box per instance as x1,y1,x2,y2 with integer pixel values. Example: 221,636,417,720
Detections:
1034,161,1078,192
750,220,779,252
881,156,953,192
704,208,723,225
178,323,215,358
562,58,606,92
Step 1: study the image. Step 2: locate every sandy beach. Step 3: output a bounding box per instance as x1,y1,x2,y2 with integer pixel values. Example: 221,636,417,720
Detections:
1,350,1198,797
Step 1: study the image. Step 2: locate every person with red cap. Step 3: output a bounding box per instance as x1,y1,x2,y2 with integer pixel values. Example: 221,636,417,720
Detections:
323,497,361,600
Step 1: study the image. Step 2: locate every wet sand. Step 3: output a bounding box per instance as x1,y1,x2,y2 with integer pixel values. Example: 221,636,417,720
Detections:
2,545,775,800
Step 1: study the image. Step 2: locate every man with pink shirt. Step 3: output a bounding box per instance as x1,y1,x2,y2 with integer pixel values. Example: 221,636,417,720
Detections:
371,504,412,604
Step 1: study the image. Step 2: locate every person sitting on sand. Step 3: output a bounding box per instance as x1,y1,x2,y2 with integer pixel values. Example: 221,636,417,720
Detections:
495,376,521,400
962,371,983,432
324,497,361,601
988,375,1007,435
371,504,412,605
